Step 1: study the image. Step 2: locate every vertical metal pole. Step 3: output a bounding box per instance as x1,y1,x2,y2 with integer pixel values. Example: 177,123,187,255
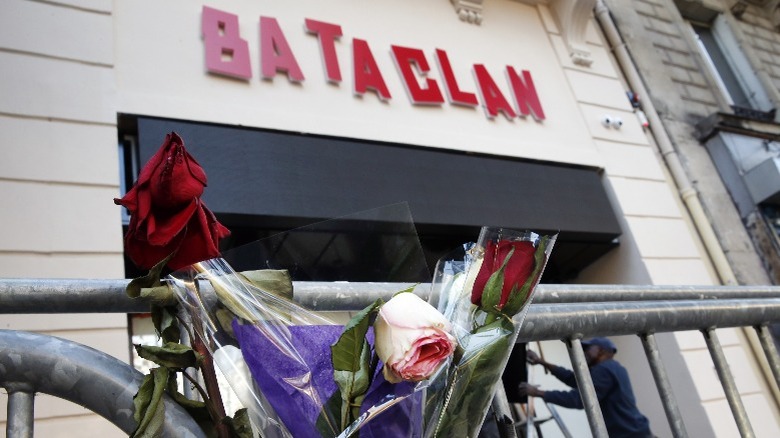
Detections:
640,333,688,438
179,326,199,401
755,324,780,390
525,390,534,438
567,338,608,438
703,328,755,438
7,387,34,438
490,384,518,438
177,306,202,402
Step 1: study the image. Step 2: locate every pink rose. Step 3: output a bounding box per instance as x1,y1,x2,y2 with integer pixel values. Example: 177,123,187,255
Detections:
374,292,456,384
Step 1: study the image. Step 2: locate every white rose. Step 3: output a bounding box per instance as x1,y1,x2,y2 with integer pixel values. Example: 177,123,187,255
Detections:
374,292,457,383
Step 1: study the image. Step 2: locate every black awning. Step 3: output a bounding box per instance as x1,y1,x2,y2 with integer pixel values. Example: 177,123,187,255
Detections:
136,116,621,280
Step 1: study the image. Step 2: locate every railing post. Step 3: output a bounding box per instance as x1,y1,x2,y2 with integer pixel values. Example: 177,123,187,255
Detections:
755,324,780,391
703,328,755,438
567,337,608,438
6,384,34,438
491,383,518,438
640,333,688,438
0,330,207,437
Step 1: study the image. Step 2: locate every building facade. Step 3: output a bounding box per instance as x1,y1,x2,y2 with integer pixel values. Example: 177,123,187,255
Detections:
2,0,780,436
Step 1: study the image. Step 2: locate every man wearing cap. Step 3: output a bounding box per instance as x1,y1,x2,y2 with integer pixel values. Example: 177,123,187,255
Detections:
519,337,653,438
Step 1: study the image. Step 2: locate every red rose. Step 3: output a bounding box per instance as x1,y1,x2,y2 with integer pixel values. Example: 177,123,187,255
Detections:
114,132,230,270
471,239,537,309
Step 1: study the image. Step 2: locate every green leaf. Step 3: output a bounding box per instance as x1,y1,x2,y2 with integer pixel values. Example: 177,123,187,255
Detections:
132,374,154,426
223,408,254,438
139,285,177,306
479,271,503,313
126,253,174,300
501,235,550,317
215,308,237,340
392,283,419,297
331,298,383,372
329,298,383,431
239,269,293,300
134,342,202,370
431,321,515,437
131,367,169,438
207,275,258,323
334,341,371,427
163,373,216,437
165,373,208,411
479,248,515,314
151,305,180,344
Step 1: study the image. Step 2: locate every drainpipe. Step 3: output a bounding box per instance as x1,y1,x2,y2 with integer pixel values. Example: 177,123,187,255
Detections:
593,0,780,408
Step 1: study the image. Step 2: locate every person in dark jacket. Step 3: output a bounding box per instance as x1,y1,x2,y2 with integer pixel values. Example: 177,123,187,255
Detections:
519,337,653,438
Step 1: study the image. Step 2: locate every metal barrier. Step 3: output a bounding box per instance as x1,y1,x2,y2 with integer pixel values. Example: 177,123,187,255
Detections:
3,279,780,437
0,330,206,438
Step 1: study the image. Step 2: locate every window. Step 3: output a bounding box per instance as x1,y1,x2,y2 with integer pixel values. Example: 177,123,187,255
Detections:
690,15,773,114
117,134,139,225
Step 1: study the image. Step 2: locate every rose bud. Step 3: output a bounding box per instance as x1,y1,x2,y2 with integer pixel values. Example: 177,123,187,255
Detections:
114,132,230,270
471,239,536,309
374,292,457,384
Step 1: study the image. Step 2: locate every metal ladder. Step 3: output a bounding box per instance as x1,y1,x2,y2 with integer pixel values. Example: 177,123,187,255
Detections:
512,399,572,438
512,343,573,438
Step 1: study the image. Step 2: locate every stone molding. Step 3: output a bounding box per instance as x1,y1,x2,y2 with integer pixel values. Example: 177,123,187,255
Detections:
547,0,597,66
450,0,483,24
451,0,597,66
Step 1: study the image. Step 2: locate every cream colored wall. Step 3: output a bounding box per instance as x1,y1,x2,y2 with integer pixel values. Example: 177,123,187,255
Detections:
0,0,126,436
114,0,603,168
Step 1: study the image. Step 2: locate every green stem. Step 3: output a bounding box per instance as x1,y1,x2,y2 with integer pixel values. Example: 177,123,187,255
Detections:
484,312,499,326
181,369,210,403
176,314,198,348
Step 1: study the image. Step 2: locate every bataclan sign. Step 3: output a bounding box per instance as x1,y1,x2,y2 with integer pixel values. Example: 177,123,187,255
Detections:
202,6,546,121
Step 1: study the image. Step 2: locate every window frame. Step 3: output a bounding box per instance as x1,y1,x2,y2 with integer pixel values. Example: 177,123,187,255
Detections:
688,15,772,112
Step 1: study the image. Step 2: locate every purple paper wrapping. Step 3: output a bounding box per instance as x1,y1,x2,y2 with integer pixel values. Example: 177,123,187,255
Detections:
233,323,422,437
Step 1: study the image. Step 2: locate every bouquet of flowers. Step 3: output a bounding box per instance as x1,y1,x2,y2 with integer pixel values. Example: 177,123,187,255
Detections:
116,132,556,438
426,227,555,437
166,257,454,438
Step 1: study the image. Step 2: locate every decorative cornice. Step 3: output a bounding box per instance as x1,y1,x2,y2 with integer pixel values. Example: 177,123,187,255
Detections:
458,0,597,66
451,0,484,25
548,0,597,66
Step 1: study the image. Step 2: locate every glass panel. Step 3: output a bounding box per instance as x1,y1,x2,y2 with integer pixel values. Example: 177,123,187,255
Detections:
692,23,751,108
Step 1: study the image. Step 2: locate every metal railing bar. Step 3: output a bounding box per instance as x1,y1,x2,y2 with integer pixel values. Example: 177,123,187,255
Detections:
6,387,34,438
0,278,148,313
4,279,780,313
4,280,780,338
288,283,780,307
703,328,755,438
566,338,609,438
756,324,780,390
517,299,780,342
532,285,780,303
640,333,688,438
